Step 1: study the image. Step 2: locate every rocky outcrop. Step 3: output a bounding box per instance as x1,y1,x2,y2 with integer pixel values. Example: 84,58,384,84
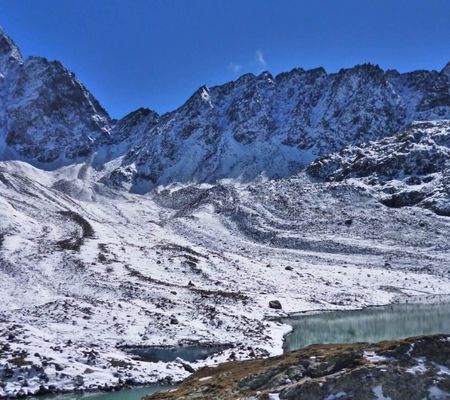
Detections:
441,62,450,80
307,120,450,216
108,107,159,146
147,335,450,400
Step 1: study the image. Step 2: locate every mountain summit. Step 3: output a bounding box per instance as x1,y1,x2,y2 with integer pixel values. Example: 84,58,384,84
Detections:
0,27,22,74
441,61,450,79
0,27,110,166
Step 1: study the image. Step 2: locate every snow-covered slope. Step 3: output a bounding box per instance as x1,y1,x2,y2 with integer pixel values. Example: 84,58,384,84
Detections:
1,161,450,397
307,120,450,216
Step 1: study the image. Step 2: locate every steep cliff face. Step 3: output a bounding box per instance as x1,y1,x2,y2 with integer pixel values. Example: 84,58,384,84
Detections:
441,61,450,80
108,107,159,146
0,29,110,166
0,27,22,75
0,27,22,159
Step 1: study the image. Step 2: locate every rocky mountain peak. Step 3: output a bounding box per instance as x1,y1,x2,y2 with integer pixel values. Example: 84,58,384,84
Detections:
234,72,256,84
335,63,387,87
257,70,274,81
108,107,159,145
182,84,214,110
0,26,23,75
441,61,450,79
119,107,159,125
0,28,111,165
102,58,450,191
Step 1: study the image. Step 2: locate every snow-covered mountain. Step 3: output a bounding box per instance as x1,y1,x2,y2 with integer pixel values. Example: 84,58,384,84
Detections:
106,63,450,191
1,27,450,189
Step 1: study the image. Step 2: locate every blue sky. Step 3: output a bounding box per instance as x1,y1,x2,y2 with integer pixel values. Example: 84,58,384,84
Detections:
1,0,449,118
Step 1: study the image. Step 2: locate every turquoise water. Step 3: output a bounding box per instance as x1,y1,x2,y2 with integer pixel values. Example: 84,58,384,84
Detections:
284,300,450,352
31,385,170,400
126,344,229,363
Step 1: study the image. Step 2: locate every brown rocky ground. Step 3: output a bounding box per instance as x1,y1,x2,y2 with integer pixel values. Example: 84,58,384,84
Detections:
146,335,450,400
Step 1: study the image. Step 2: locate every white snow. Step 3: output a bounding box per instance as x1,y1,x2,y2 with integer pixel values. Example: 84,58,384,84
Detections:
372,385,392,400
406,358,427,375
363,351,389,363
1,159,450,397
325,392,348,400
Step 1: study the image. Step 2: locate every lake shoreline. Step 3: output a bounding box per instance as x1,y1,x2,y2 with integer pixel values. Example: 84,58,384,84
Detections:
7,293,450,399
27,384,173,400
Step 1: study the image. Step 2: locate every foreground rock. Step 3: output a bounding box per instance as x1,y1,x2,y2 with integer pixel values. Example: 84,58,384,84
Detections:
147,335,450,400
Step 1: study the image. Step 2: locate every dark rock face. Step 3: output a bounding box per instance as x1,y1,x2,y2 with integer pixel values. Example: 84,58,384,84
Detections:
442,62,450,80
268,300,282,309
307,120,450,216
0,27,22,75
0,29,110,166
107,107,159,146
4,57,110,163
146,335,450,400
